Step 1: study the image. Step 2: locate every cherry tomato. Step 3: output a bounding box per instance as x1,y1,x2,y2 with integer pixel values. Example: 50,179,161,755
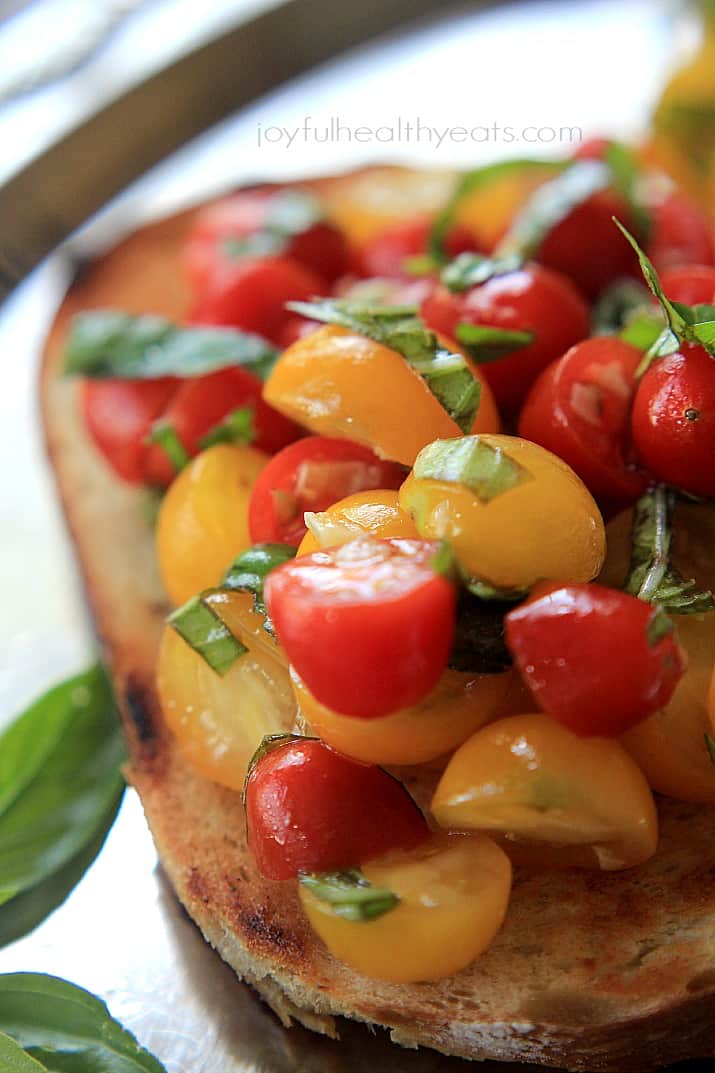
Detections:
646,190,715,273
505,583,685,736
184,188,348,290
81,377,178,484
264,538,456,718
660,264,715,306
518,338,649,505
631,343,715,497
188,255,324,344
536,189,639,299
244,737,428,880
421,263,589,411
143,366,302,486
354,216,479,279
572,137,613,161
300,832,511,982
248,436,405,547
432,713,658,870
296,488,418,556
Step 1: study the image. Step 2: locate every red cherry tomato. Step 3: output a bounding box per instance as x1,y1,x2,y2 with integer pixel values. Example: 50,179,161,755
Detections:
631,343,715,497
245,737,428,880
188,255,324,344
571,137,613,161
184,189,348,290
264,538,457,718
505,583,686,736
421,263,589,412
82,377,178,484
248,436,405,546
535,189,639,300
143,366,303,486
354,217,480,279
646,191,715,274
518,337,649,505
660,264,715,306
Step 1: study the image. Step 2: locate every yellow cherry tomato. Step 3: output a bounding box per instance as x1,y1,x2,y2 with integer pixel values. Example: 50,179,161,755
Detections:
156,443,268,606
157,590,295,790
299,832,511,982
320,167,457,244
296,488,418,556
454,165,559,249
432,714,658,870
291,665,513,765
600,503,715,804
263,325,499,468
399,434,605,591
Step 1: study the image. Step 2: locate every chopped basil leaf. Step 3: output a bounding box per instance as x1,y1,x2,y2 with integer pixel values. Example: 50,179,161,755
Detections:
619,313,668,354
64,311,279,381
430,541,456,578
441,252,524,292
448,589,513,674
199,406,255,449
299,869,399,922
221,542,296,627
0,974,167,1072
592,278,654,335
429,157,566,261
286,299,481,433
461,575,529,602
413,436,533,503
145,421,189,473
604,141,651,240
706,734,715,768
222,189,324,261
455,322,534,364
496,160,611,259
646,606,674,647
624,486,715,613
222,231,285,258
168,594,247,675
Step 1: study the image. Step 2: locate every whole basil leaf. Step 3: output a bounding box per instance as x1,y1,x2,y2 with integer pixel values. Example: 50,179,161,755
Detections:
0,666,124,910
64,311,279,381
0,974,166,1073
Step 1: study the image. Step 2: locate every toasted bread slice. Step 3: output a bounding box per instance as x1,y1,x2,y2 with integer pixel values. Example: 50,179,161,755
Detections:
40,168,715,1072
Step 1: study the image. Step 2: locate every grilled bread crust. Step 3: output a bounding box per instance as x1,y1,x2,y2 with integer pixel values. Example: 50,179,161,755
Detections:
40,170,715,1072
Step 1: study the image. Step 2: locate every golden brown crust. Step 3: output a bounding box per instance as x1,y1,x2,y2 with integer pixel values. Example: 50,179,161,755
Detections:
40,168,715,1071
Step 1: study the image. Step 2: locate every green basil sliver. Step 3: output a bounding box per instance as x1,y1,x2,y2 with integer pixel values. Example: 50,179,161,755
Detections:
0,665,125,910
199,406,255,449
64,311,279,381
0,1032,46,1072
496,159,611,259
145,422,189,473
455,322,534,364
0,974,167,1073
168,594,247,675
413,436,532,503
440,252,524,293
286,298,481,433
299,869,399,922
221,543,297,619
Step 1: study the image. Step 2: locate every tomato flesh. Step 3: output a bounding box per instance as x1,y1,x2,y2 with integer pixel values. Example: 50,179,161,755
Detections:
518,337,649,506
421,263,589,411
264,537,456,718
82,377,178,484
505,583,686,736
660,264,715,306
646,191,715,273
244,737,428,880
248,436,405,546
354,216,479,278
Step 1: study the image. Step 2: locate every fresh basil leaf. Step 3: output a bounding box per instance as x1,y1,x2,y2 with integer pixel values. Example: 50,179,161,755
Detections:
624,486,715,613
592,278,654,335
619,312,667,353
299,869,399,922
429,157,566,261
64,311,279,381
441,252,524,293
222,190,324,261
693,319,715,350
0,802,119,949
604,141,651,239
221,543,296,622
413,436,533,503
145,422,189,473
168,594,247,675
448,589,513,674
646,606,674,647
286,299,481,433
199,406,255,449
461,576,529,602
0,1032,47,1072
496,160,611,259
706,734,715,768
455,322,534,364
0,974,167,1073
0,665,124,909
